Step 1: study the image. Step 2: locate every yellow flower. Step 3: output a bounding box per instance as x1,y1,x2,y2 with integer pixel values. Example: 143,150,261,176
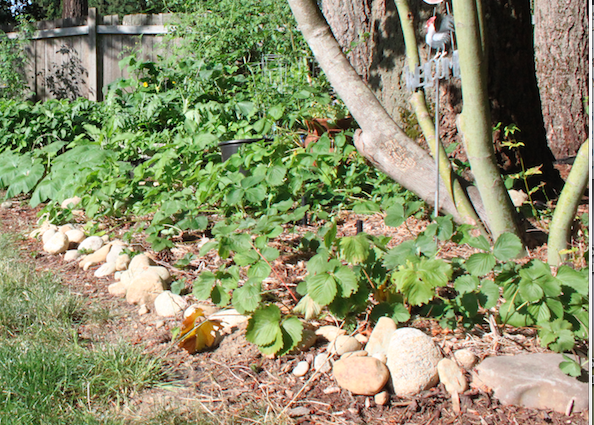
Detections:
143,82,148,88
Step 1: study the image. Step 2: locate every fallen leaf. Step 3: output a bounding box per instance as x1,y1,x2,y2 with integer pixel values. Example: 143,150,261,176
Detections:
177,308,223,354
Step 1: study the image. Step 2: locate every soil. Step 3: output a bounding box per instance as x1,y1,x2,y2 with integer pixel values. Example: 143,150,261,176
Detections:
0,193,589,425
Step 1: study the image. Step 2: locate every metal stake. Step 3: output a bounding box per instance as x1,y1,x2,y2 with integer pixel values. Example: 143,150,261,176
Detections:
434,78,440,218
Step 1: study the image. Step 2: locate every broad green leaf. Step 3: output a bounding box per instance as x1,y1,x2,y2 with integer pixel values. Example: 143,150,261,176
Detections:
306,252,332,275
478,279,500,309
228,233,252,252
465,253,496,276
226,188,244,205
538,319,575,352
383,240,418,269
193,271,216,299
465,235,491,251
339,234,370,264
307,272,338,305
391,258,451,306
260,246,279,262
385,203,405,228
559,356,583,377
277,316,304,356
454,275,479,294
210,284,231,306
245,304,281,346
334,266,358,297
232,280,261,313
245,185,267,203
458,292,479,318
323,222,337,250
392,303,411,323
434,215,454,241
241,174,266,189
199,240,219,256
265,165,287,186
352,201,381,214
233,249,260,266
499,300,533,327
492,232,523,261
556,265,588,296
247,260,272,279
518,278,544,302
257,330,284,355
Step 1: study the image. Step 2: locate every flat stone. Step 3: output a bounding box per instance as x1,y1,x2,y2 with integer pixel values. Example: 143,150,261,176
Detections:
473,353,588,413
94,261,116,278
386,327,442,396
332,356,390,396
364,316,397,357
128,253,154,273
437,358,467,394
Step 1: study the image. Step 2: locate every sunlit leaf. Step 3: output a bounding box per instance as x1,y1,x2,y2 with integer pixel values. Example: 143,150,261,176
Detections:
178,309,223,354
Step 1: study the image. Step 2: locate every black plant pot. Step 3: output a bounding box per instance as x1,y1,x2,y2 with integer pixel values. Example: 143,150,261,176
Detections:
218,138,266,162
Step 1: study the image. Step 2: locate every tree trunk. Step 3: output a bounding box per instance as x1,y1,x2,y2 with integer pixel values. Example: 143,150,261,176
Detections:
288,0,468,223
534,0,589,159
62,0,87,19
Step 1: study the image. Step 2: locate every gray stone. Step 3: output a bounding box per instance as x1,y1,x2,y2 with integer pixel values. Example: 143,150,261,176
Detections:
64,249,81,262
332,356,390,396
473,353,588,413
364,316,397,357
386,327,442,396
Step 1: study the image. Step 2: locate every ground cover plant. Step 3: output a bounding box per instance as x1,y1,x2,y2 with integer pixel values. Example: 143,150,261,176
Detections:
0,0,589,389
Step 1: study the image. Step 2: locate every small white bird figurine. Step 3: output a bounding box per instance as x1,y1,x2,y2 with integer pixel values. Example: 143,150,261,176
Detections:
425,15,455,58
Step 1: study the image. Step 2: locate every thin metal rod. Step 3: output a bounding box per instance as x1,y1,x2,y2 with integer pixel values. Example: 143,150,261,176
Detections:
434,78,440,218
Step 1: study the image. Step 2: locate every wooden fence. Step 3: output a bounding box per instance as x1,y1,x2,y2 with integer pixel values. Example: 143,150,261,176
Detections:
1,8,177,101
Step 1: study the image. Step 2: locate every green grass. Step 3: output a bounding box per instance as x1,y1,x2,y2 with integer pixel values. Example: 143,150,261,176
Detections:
0,233,169,424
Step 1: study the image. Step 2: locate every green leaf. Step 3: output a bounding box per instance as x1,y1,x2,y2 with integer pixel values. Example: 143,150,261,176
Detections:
232,280,262,314
385,203,405,227
307,272,337,305
245,185,267,203
193,271,216,300
265,165,287,186
492,232,523,261
538,318,575,352
499,300,532,327
454,275,479,294
434,215,454,241
241,174,266,189
352,200,381,214
247,260,272,279
518,278,544,302
465,253,496,276
383,240,418,269
478,279,500,309
260,246,279,262
277,316,304,356
246,304,282,347
391,303,411,323
559,356,583,377
226,188,245,205
233,249,260,266
323,222,337,250
556,266,588,296
293,294,322,320
334,266,358,298
199,240,219,256
339,234,369,265
465,235,492,251
391,258,451,306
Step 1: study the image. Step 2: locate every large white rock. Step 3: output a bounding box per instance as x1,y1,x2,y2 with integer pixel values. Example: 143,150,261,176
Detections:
386,328,442,396
328,335,362,356
106,242,126,264
64,249,81,262
79,243,112,271
94,262,117,278
125,270,166,305
128,254,154,273
65,229,85,246
41,227,57,244
78,236,104,252
43,232,69,254
154,291,187,317
115,253,131,271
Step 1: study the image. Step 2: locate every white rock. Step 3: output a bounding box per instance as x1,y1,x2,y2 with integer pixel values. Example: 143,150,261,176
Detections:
1,201,13,209
61,196,81,209
314,352,332,373
64,249,81,262
374,390,390,406
386,328,443,396
365,317,397,358
79,243,112,270
315,325,346,342
30,221,54,239
43,232,69,254
128,253,153,273
58,224,75,233
329,335,362,356
108,281,128,297
437,358,468,394
114,271,122,281
354,334,368,345
454,349,478,369
138,304,149,315
115,253,131,271
65,229,85,245
106,242,126,264
293,361,310,377
126,270,165,305
209,308,249,332
78,236,104,252
154,291,187,317
94,262,117,278
41,227,57,244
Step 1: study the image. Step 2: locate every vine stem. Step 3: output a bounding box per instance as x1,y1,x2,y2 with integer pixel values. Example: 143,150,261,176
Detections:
250,240,299,303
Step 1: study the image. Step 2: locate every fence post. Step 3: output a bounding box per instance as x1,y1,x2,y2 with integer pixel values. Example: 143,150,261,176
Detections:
87,7,98,101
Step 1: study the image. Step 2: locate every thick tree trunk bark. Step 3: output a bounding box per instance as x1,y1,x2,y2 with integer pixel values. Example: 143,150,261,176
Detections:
62,0,88,19
534,0,589,159
288,0,469,223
